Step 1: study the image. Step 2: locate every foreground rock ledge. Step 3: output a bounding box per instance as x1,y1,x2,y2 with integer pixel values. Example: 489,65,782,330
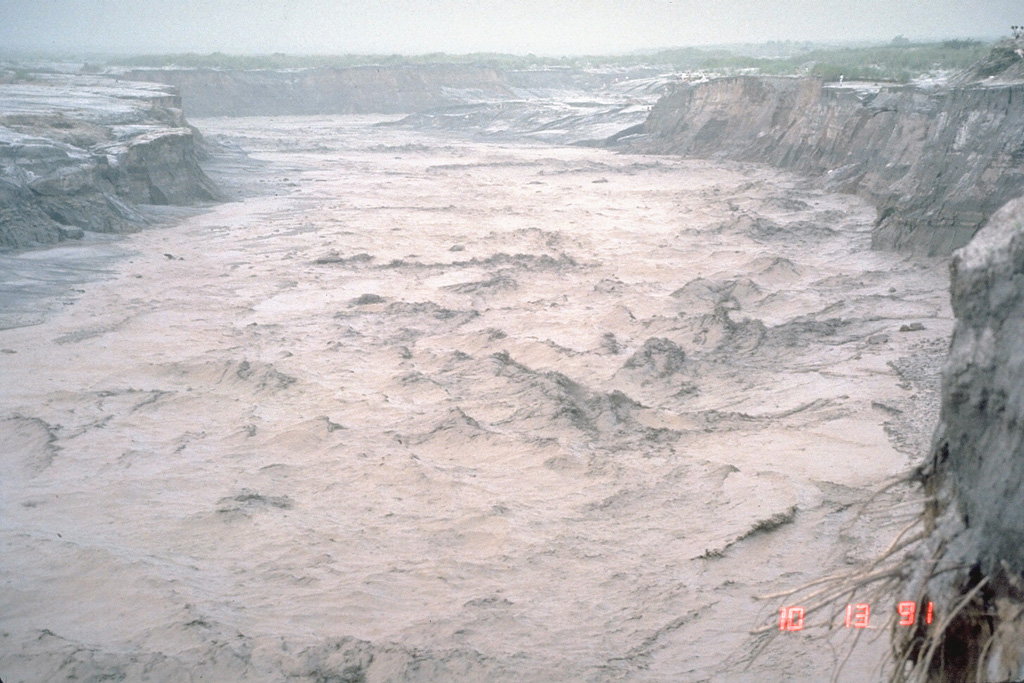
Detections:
900,195,1024,681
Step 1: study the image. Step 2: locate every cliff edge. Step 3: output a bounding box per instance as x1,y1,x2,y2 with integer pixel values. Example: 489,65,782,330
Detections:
0,75,219,250
638,74,1024,256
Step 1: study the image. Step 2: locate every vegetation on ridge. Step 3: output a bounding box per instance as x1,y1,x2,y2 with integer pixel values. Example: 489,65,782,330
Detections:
103,39,993,83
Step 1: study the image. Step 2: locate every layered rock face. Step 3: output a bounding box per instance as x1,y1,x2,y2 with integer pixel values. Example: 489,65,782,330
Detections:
124,65,516,117
0,76,219,250
639,76,1024,256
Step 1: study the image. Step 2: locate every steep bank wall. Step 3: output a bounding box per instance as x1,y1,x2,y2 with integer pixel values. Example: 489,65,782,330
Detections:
639,77,1024,256
0,77,219,250
123,65,516,117
893,196,1024,681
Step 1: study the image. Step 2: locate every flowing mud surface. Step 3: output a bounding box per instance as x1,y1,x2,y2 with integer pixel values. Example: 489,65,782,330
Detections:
0,116,953,681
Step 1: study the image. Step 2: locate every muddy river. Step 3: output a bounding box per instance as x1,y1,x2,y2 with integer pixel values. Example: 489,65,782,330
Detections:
0,115,953,681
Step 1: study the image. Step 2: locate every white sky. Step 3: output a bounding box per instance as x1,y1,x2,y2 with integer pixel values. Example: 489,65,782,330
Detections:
1,0,1020,55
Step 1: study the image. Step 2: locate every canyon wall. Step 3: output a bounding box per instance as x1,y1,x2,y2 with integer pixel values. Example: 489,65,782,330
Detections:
120,64,670,121
0,77,219,249
638,76,1024,256
123,65,517,117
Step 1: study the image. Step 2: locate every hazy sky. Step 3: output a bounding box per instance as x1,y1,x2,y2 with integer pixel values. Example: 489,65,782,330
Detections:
1,0,1020,56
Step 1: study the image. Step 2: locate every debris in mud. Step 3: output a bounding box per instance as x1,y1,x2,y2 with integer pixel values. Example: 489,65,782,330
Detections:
314,251,375,265
351,293,387,305
671,277,720,305
445,274,518,294
378,250,579,272
668,380,698,398
871,401,903,415
688,306,767,354
217,489,294,513
319,416,345,432
698,505,799,560
749,255,804,283
763,197,812,212
463,252,578,270
385,301,479,323
672,277,763,312
738,505,798,540
621,337,687,378
232,360,297,391
765,317,848,349
594,278,625,294
488,350,648,436
600,332,620,354
0,415,61,475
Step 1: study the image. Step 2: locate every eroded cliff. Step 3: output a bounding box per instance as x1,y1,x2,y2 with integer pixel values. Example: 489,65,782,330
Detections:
889,196,1024,682
638,76,1024,256
0,76,219,250
122,65,516,117
120,65,672,145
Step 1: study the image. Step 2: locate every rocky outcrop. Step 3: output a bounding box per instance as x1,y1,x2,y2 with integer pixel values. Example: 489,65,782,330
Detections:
123,65,517,117
637,76,1024,256
0,76,219,250
894,196,1024,681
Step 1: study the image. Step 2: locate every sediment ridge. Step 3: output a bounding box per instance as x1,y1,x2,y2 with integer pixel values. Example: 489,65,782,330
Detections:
637,75,1024,256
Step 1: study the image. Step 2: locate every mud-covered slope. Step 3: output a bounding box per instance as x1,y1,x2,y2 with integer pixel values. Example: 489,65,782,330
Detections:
638,76,1024,256
0,76,220,250
123,65,516,117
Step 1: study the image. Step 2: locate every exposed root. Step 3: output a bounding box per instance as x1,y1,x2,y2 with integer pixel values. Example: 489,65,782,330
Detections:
888,557,1024,683
854,470,920,516
892,576,990,683
975,603,1024,682
919,578,990,678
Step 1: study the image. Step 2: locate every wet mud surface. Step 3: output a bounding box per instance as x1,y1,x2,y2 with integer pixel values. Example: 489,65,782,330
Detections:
0,116,953,681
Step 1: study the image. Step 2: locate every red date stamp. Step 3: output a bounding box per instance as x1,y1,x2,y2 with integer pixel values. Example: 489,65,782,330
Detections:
779,601,934,631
